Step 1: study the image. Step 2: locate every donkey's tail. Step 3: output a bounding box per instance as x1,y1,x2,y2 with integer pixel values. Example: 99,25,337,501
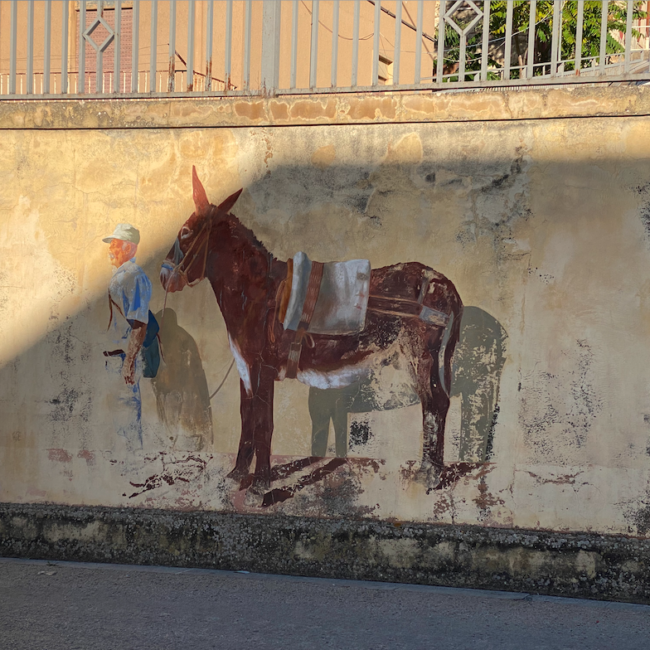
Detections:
433,291,463,398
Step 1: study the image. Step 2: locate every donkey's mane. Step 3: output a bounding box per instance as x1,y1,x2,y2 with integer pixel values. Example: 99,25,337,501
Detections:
220,210,271,258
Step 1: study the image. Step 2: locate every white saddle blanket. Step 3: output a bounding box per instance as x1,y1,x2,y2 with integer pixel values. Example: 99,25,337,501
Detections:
283,252,371,335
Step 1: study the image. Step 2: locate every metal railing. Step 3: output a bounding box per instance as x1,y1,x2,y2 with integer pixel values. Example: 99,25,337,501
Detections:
0,1,648,100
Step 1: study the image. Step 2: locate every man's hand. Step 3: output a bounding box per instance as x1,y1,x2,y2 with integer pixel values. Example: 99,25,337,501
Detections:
123,320,147,385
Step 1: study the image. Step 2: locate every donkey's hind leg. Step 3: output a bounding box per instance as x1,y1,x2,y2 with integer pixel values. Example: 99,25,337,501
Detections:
411,335,451,490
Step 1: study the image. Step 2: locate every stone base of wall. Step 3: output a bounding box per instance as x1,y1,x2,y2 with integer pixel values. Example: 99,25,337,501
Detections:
2,503,649,604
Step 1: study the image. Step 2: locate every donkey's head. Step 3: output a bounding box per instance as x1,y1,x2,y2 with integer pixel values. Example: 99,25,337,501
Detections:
160,167,242,292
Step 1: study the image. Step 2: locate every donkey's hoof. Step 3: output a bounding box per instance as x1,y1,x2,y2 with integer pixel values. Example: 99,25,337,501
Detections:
226,467,248,482
249,476,271,496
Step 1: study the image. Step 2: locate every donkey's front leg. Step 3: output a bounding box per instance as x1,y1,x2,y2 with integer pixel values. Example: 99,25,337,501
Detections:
227,379,257,481
249,364,275,493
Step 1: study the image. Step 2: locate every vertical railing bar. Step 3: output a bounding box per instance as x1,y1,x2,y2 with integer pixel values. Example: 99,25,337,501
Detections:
114,0,121,92
310,0,320,88
527,0,537,78
9,0,17,95
393,0,402,85
625,0,633,72
575,0,584,74
150,0,158,94
331,0,339,87
44,0,51,94
599,0,609,74
244,0,252,90
187,0,195,90
291,0,299,88
96,1,104,93
61,0,69,93
225,0,233,89
351,0,360,86
550,0,560,76
131,0,139,92
206,0,214,91
504,0,514,80
459,30,466,83
27,0,34,93
414,0,423,83
79,0,86,93
480,0,491,81
371,0,380,86
436,1,446,85
131,1,140,93
168,0,176,92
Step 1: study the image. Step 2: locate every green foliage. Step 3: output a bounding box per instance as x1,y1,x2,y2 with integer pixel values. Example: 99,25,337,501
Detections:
441,0,647,81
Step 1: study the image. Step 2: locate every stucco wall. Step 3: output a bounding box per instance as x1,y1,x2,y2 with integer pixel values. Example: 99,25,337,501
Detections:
2,87,650,544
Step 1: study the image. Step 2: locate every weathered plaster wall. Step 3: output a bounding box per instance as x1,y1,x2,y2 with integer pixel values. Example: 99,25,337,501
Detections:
2,87,650,575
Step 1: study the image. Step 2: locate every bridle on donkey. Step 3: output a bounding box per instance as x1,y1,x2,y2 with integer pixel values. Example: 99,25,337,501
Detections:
160,208,236,400
161,207,215,292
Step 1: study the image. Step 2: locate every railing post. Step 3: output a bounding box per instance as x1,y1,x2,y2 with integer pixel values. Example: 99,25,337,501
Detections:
225,0,233,90
331,0,340,88
27,0,34,94
61,0,69,94
114,0,121,92
9,0,17,95
527,0,537,78
261,0,282,94
504,0,514,79
481,0,491,81
244,0,252,90
310,0,320,89
599,0,609,75
351,0,360,86
150,0,158,93
550,0,561,76
371,0,381,86
414,0,423,84
187,0,195,91
291,0,299,88
574,3,584,73
205,0,214,91
393,0,401,85
168,0,176,92
44,0,52,94
436,1,446,85
95,1,104,93
131,0,139,92
79,1,86,93
625,0,634,73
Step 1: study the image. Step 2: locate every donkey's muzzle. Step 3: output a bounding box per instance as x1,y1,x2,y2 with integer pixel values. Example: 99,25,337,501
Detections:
160,261,185,293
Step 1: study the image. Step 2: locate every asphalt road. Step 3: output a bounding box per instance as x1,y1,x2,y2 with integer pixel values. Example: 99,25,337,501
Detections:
1,557,649,650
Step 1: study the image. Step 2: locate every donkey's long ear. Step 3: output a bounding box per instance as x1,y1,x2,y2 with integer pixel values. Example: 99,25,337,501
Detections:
192,166,211,217
217,189,243,215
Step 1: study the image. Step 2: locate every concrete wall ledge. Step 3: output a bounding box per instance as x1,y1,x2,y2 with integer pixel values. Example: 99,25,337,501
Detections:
1,84,649,130
1,503,650,604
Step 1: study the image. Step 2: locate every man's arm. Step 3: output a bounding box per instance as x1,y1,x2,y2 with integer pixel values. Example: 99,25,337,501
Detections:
122,320,147,385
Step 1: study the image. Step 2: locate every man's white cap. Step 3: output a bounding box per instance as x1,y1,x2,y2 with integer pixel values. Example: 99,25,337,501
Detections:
102,223,140,245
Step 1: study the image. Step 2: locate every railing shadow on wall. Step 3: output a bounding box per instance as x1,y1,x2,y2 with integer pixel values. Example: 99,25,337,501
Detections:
0,1,649,101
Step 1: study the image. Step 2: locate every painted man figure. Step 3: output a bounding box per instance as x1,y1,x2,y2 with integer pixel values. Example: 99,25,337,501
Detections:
103,223,152,451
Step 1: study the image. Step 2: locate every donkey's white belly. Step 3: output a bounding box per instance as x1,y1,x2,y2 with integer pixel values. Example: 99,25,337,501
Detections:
296,365,370,390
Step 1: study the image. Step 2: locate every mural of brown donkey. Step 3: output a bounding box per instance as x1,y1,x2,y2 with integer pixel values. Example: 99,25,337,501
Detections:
160,169,463,492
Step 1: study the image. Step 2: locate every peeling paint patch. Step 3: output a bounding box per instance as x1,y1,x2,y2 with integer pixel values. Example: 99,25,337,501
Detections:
48,449,72,463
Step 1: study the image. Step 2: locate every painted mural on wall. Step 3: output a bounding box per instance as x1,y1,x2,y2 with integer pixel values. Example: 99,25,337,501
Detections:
97,166,506,506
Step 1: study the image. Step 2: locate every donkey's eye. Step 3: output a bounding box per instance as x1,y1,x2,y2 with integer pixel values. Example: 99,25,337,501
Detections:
180,226,192,240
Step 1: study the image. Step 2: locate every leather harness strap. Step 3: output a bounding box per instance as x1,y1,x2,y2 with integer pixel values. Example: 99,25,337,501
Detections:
285,261,324,379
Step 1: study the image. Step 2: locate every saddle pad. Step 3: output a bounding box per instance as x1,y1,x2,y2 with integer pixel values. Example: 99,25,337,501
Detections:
283,252,371,335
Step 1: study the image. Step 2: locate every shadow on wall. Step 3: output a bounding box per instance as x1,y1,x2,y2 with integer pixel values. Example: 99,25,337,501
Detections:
152,308,213,451
308,307,507,462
